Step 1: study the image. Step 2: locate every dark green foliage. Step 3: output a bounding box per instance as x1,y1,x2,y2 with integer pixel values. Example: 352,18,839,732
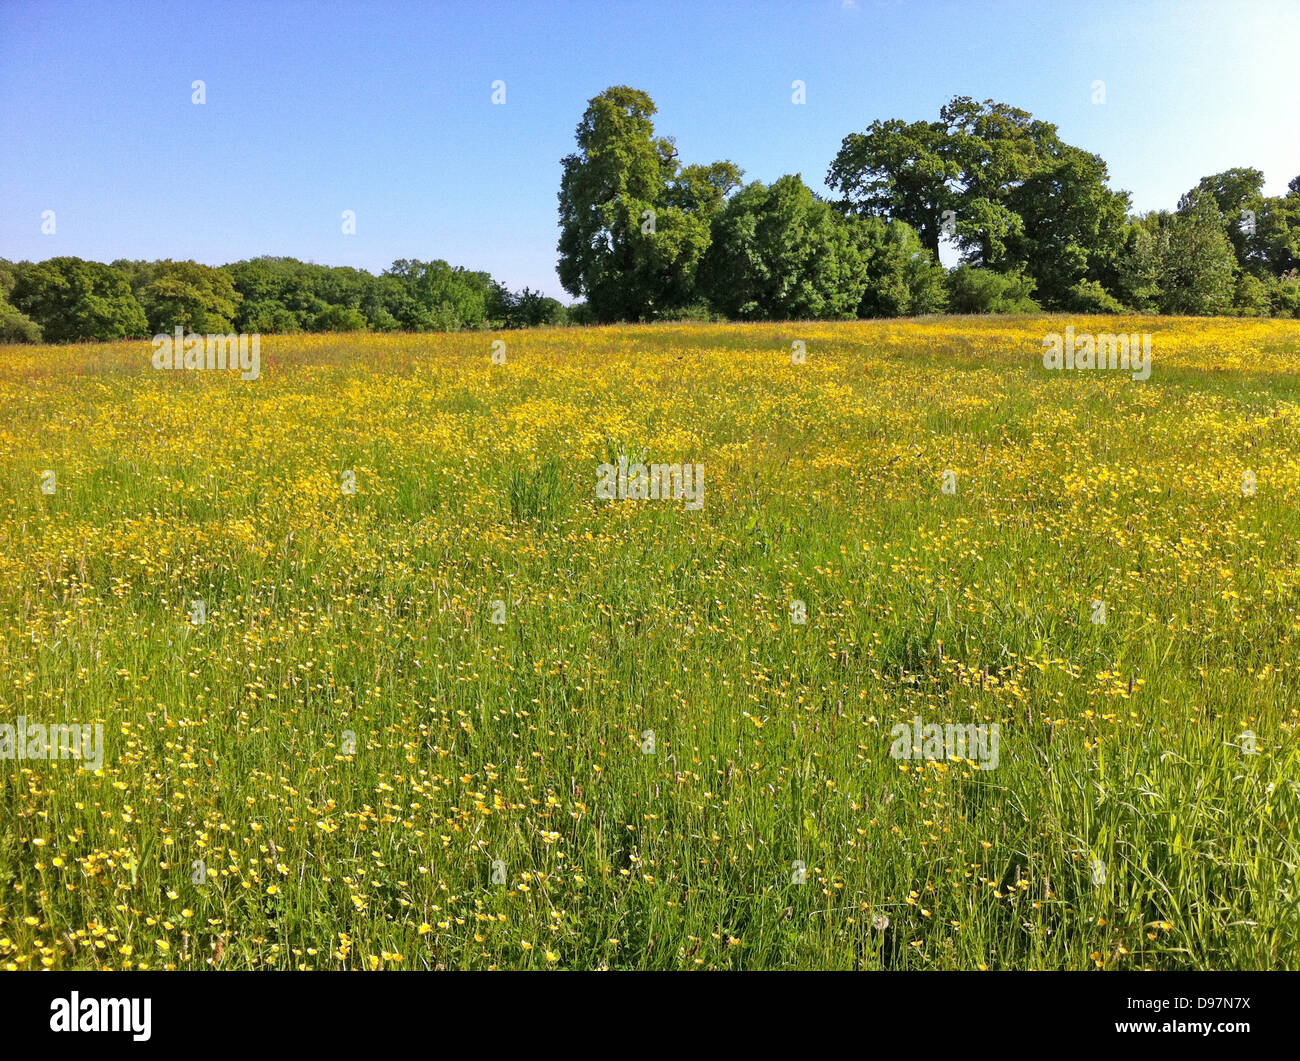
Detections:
828,96,1130,309
0,299,42,342
381,259,494,331
1155,200,1239,316
10,257,148,341
124,259,242,334
0,260,43,342
1061,279,1125,314
312,304,369,332
946,266,1040,314
849,218,948,317
1268,271,1300,318
557,86,740,322
699,175,867,320
494,287,567,328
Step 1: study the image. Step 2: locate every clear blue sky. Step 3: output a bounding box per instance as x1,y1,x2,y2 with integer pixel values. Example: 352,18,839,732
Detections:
2,0,1298,299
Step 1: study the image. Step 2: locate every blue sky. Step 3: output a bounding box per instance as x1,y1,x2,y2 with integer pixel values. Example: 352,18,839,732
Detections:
2,0,1298,299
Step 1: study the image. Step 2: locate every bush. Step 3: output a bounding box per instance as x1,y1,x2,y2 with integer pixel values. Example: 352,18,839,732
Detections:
1269,272,1300,318
312,304,368,332
565,302,597,326
364,306,402,331
1232,273,1272,317
947,266,1040,314
653,299,719,323
852,218,948,318
1061,279,1125,314
498,287,567,328
701,175,867,321
0,299,42,342
240,300,304,334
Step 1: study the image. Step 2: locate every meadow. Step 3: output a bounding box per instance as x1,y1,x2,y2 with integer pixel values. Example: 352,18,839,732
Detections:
1,315,1298,970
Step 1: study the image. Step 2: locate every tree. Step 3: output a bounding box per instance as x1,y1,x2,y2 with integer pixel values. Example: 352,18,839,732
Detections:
358,274,410,331
1179,167,1266,272
557,86,667,321
227,258,322,332
1114,215,1166,312
501,287,567,328
1002,144,1130,306
1231,273,1271,316
133,259,241,334
1271,271,1300,318
557,86,737,321
664,161,745,220
1157,199,1238,315
700,175,867,320
848,218,947,317
826,116,956,256
384,259,494,330
828,97,1129,307
1253,187,1300,277
10,257,148,341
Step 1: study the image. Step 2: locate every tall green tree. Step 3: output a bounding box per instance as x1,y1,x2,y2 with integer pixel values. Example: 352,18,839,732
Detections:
826,116,956,257
557,86,737,321
1002,143,1131,306
1179,168,1266,269
1120,204,1238,315
700,175,867,320
1157,198,1239,315
828,96,1129,307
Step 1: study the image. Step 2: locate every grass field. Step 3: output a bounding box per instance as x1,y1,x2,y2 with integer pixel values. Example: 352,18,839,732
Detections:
1,315,1298,970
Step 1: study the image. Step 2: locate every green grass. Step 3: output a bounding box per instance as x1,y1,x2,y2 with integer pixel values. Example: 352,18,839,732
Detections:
0,316,1298,970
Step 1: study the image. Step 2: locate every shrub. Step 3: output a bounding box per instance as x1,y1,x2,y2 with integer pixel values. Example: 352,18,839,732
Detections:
1231,273,1272,317
653,299,718,323
1269,271,1300,318
1061,279,1125,314
852,218,948,318
240,300,303,334
946,266,1040,314
312,304,368,332
0,299,42,342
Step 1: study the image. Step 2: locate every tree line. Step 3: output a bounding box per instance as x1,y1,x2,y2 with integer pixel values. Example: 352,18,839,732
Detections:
557,86,1300,322
3,86,1298,343
0,255,568,343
